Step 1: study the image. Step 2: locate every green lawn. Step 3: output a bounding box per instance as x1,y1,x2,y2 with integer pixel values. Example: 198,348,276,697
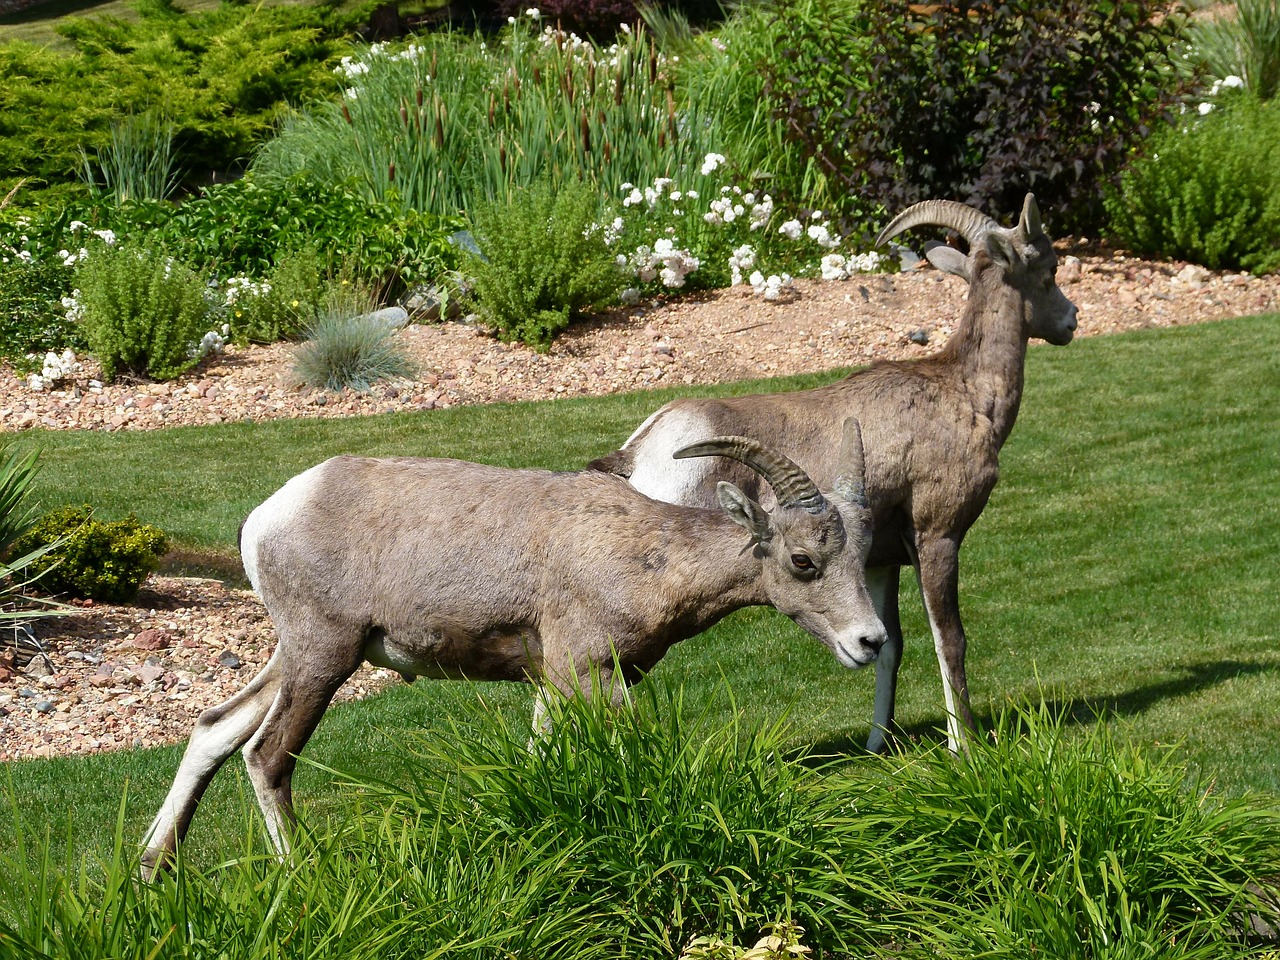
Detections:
4,312,1279,869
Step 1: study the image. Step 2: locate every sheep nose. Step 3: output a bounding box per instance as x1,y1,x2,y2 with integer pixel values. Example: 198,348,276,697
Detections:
859,629,888,656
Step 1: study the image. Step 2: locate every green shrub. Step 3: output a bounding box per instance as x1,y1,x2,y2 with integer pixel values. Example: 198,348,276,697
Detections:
0,0,365,210
292,282,415,391
1105,96,1280,274
788,0,1193,237
0,443,42,555
73,243,214,382
465,179,625,350
114,174,460,293
218,246,325,345
0,206,90,361
9,505,168,603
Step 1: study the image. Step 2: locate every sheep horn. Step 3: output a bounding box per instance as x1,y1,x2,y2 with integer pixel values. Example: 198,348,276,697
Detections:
674,436,826,513
833,417,868,508
1015,192,1044,242
875,199,998,249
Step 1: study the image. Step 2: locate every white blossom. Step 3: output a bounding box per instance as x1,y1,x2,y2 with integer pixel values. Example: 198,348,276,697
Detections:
700,152,726,176
779,219,803,241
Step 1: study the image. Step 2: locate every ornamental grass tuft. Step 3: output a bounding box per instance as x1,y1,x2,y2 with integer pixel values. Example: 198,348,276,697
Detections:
292,282,415,392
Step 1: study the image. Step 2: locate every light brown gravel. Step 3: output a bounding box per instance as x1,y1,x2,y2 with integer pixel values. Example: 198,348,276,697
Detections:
3,244,1278,760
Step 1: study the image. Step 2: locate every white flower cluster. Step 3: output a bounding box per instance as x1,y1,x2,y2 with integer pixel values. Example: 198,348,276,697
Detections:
28,349,84,391
189,324,230,360
621,178,693,213
221,275,272,307
704,186,772,230
749,270,792,301
728,244,756,286
61,290,84,323
700,152,726,176
335,42,429,99
622,238,700,288
1198,74,1245,114
820,251,885,281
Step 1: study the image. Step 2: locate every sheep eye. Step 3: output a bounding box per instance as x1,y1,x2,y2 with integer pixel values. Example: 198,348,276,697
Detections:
791,553,814,571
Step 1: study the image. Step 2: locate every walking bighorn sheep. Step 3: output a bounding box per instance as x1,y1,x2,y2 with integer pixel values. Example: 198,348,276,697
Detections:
589,194,1078,754
141,420,886,877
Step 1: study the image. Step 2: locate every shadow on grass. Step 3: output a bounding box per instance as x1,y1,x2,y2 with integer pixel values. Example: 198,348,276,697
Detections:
802,658,1278,763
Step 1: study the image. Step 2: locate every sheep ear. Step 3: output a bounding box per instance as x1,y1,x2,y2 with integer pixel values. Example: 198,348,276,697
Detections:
924,242,970,280
982,229,1022,270
717,481,771,543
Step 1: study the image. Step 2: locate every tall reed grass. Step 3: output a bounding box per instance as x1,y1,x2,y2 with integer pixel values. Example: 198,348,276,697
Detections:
252,18,724,220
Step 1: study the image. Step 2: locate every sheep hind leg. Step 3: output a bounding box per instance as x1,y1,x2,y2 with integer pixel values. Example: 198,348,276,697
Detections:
865,565,903,755
141,652,284,880
241,645,362,855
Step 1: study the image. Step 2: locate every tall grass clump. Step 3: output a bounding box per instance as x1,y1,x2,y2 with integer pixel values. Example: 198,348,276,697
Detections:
252,16,719,221
1105,95,1280,273
869,700,1280,959
343,679,897,958
78,112,181,206
292,280,416,392
73,244,215,382
464,177,625,349
1184,0,1280,101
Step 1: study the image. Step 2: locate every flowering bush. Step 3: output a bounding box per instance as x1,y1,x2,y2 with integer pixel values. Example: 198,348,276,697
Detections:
614,153,886,298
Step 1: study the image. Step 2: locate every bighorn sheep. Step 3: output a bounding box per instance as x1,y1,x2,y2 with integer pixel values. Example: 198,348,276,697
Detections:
589,194,1078,754
141,420,886,877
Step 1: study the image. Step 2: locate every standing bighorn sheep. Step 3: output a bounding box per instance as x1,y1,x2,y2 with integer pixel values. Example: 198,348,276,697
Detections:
590,194,1078,754
141,420,885,877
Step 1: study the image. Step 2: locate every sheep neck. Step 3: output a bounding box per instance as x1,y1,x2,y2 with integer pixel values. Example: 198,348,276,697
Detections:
651,514,770,639
938,273,1029,448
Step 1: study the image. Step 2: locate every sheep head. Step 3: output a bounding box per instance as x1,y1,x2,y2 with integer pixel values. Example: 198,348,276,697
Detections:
673,417,885,668
877,193,1078,346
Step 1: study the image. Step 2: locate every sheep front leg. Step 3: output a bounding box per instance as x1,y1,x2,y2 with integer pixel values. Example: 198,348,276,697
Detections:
865,565,903,755
914,536,975,753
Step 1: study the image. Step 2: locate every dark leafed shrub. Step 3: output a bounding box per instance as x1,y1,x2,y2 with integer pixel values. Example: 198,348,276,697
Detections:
774,0,1195,238
10,505,168,603
1105,95,1280,275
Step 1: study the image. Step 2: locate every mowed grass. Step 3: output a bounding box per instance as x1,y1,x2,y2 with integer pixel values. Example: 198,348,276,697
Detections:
3,312,1279,868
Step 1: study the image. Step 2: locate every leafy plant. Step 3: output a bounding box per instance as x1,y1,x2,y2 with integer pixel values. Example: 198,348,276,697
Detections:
73,243,214,382
0,443,43,554
801,0,1194,237
0,205,89,361
464,178,625,349
114,173,460,292
9,504,168,603
219,246,325,345
1105,95,1280,274
292,280,415,391
1184,0,1280,101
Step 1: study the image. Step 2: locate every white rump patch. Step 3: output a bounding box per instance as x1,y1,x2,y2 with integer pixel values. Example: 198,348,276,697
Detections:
624,407,718,507
240,464,323,593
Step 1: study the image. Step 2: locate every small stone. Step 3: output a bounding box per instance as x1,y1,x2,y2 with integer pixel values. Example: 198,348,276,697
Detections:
217,650,242,670
133,627,172,651
907,328,931,346
34,700,56,714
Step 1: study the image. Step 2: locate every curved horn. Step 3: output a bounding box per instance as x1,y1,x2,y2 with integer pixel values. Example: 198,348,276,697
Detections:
674,436,825,512
875,199,998,249
833,417,868,508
